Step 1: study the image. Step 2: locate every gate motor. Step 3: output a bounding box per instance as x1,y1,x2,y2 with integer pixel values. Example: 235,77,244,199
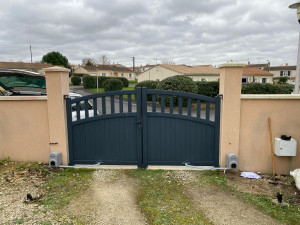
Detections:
226,153,238,169
49,152,62,167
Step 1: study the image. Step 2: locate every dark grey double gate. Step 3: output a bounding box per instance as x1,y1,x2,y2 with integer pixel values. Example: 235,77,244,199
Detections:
66,88,221,168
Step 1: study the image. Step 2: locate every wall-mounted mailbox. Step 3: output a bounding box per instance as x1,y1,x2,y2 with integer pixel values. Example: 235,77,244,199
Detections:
274,138,297,156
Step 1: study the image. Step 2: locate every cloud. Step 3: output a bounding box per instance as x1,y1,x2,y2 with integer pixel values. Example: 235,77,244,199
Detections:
0,0,298,66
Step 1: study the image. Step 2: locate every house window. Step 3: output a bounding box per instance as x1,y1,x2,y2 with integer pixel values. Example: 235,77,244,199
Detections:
121,73,124,77
101,73,106,77
242,77,248,84
128,73,132,78
89,73,96,76
280,70,291,76
260,78,268,83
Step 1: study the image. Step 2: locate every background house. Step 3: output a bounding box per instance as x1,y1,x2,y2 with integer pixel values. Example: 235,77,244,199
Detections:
265,64,296,84
74,65,136,80
242,67,273,84
138,64,220,82
0,61,53,75
138,64,273,83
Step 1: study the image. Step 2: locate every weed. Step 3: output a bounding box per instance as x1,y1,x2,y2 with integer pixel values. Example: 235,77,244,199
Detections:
40,168,94,210
13,218,24,224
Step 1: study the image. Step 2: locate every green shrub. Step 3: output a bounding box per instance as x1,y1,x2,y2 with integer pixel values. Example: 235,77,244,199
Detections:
115,77,129,87
241,83,294,94
103,78,123,92
71,76,81,85
278,84,294,94
135,80,159,89
278,76,288,84
82,75,96,89
195,81,219,97
135,80,160,101
73,73,86,77
97,77,111,88
157,75,198,106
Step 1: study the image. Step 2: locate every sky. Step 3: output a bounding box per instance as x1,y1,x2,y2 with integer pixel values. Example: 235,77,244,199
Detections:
0,0,299,67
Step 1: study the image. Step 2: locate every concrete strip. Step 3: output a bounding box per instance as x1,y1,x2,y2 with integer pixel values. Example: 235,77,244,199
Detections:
75,165,214,170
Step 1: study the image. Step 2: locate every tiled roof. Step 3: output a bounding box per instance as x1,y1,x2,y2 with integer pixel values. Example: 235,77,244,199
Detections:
268,66,296,71
0,61,53,70
83,65,133,72
159,64,219,75
242,67,272,75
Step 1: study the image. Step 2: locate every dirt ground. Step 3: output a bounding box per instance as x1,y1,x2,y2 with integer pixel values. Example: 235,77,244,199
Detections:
64,170,147,225
1,163,299,224
225,170,300,206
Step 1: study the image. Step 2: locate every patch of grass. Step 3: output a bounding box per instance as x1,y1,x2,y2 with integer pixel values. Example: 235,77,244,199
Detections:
13,218,24,224
40,168,94,210
127,169,212,225
195,170,300,224
241,192,300,224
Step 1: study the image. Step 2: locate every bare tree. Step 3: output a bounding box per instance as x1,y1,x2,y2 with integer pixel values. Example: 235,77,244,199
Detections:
98,55,110,65
82,58,97,66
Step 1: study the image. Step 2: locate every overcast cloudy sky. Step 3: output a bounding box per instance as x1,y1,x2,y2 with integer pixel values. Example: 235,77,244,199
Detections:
0,0,299,67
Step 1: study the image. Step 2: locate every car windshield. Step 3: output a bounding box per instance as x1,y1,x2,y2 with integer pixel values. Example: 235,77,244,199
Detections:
0,71,46,95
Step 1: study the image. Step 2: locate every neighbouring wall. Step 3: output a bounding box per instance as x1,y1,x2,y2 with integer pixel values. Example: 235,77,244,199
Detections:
238,95,300,174
0,96,50,162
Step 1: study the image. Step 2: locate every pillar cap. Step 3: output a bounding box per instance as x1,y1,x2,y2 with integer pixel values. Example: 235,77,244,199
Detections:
44,66,70,72
218,62,246,68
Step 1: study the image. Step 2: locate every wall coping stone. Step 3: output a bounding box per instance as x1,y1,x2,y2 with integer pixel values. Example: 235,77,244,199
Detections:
241,94,300,99
0,96,47,101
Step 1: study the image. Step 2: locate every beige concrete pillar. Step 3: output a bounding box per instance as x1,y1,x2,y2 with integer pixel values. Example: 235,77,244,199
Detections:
44,66,70,165
219,63,245,166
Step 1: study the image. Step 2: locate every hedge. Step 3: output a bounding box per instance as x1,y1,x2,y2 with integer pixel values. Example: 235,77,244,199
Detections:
195,81,219,97
158,75,198,106
241,83,294,94
73,73,86,77
82,75,96,89
71,76,81,85
103,78,123,92
135,80,159,89
135,80,160,100
115,77,129,87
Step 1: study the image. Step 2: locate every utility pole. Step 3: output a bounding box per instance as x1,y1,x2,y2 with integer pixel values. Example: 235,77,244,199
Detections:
30,45,32,63
131,57,135,72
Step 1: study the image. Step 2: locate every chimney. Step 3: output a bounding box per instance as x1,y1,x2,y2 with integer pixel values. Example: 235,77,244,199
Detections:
285,63,288,66
248,61,250,65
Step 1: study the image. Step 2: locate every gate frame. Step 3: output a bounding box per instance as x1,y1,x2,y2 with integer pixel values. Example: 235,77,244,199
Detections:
66,88,221,168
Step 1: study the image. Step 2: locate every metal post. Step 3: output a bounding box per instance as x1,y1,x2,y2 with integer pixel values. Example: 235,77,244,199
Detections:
294,27,300,94
96,65,99,92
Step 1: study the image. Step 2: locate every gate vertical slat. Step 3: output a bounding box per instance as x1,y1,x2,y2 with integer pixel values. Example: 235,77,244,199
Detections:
206,102,210,120
161,95,165,113
214,95,221,167
111,96,115,114
93,98,97,116
66,97,74,165
76,102,80,120
84,100,89,118
152,94,156,112
170,96,173,114
102,97,106,115
179,97,182,115
197,100,200,118
135,88,143,167
141,88,148,168
188,98,191,116
128,94,132,112
119,95,123,113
